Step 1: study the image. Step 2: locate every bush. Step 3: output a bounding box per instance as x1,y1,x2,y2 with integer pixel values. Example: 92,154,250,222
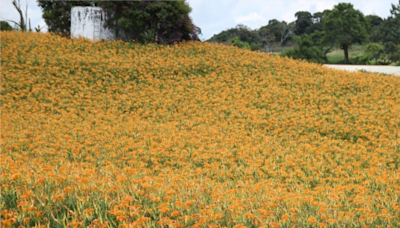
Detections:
281,35,327,63
355,43,388,64
388,44,400,64
231,37,251,50
1,21,13,31
250,42,263,51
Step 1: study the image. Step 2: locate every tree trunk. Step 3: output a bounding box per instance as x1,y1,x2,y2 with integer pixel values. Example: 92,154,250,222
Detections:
12,0,26,31
343,45,349,64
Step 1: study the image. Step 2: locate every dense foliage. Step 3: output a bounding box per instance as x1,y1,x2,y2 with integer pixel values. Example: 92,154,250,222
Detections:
353,43,388,65
1,21,14,31
100,1,199,44
207,24,262,51
281,34,328,63
2,31,400,227
208,1,400,65
293,11,313,36
231,36,251,50
379,0,400,62
208,21,293,52
37,0,200,43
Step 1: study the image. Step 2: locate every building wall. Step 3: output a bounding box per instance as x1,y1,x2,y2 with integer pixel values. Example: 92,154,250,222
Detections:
71,6,115,41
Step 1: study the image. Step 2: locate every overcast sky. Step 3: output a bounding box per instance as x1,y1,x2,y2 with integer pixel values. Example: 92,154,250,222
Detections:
0,0,398,40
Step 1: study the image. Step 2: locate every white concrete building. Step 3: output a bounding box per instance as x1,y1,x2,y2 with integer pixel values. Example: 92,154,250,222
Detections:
71,6,115,41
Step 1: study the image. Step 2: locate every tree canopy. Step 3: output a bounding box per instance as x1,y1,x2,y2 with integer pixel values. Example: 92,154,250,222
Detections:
324,3,367,63
207,24,264,50
100,1,199,43
365,15,383,42
294,11,313,36
37,0,200,43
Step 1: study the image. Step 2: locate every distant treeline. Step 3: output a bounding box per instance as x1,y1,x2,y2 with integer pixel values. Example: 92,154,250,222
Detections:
207,1,400,64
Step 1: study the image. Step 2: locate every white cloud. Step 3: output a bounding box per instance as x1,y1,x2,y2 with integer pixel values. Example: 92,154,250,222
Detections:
355,1,395,16
235,12,267,25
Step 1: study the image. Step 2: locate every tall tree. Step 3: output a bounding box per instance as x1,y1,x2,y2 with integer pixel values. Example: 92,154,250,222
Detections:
101,1,198,43
324,3,367,63
258,25,275,52
37,0,95,36
379,0,400,62
294,11,312,35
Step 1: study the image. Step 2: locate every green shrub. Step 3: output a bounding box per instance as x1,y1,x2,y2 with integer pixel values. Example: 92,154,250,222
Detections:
281,35,327,63
1,21,13,31
231,37,251,50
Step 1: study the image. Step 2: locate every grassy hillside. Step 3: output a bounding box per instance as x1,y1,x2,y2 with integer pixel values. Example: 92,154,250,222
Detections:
1,31,400,227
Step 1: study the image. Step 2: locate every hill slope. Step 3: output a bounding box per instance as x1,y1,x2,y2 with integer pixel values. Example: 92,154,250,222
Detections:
1,32,400,227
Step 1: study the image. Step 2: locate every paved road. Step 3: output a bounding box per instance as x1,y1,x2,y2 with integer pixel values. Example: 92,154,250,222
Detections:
324,64,400,76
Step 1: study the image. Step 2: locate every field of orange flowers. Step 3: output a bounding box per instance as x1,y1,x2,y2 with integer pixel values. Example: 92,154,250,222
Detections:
1,31,400,227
